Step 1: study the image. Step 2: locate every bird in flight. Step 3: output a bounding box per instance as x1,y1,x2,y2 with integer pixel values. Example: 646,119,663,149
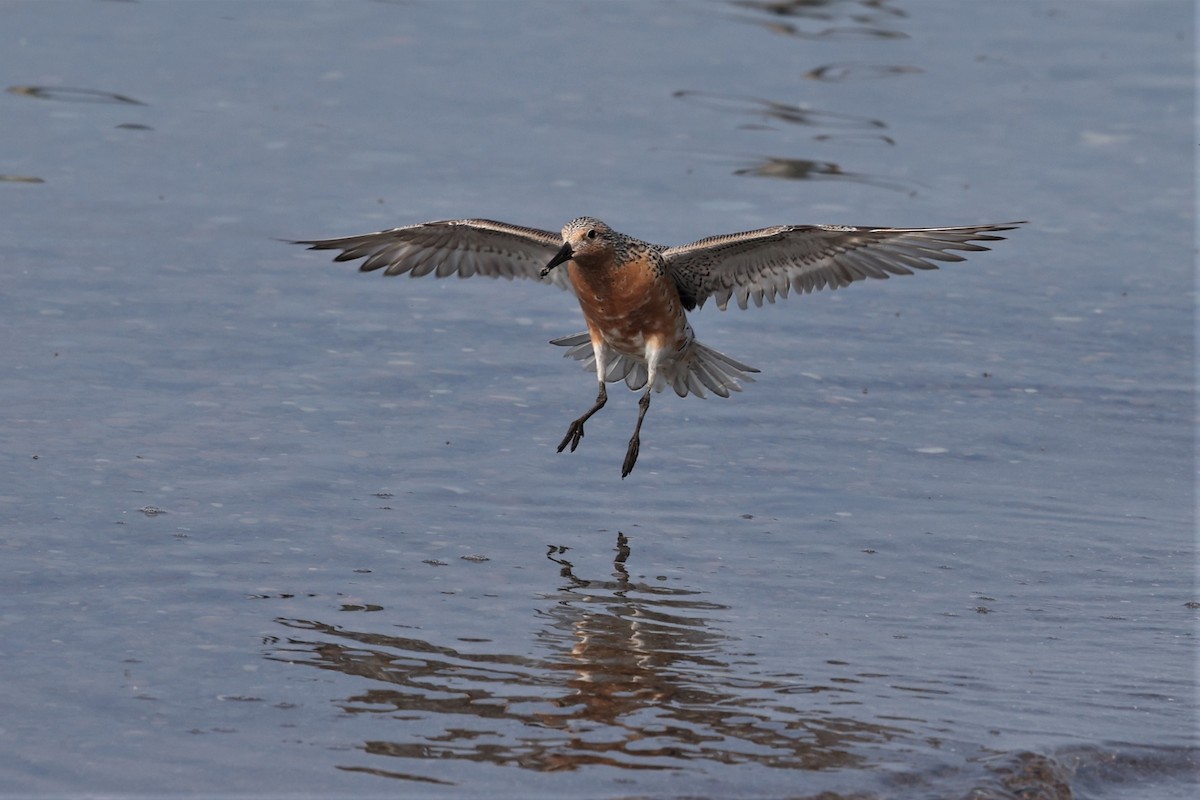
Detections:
296,216,1021,477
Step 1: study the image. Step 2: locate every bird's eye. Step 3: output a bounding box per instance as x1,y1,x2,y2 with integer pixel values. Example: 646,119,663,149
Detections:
586,229,597,240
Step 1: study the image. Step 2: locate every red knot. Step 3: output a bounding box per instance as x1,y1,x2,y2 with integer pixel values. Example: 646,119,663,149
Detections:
296,216,1022,477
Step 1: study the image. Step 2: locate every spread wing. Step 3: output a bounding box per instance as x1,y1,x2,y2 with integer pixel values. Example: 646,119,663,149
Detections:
293,218,574,292
664,223,1023,310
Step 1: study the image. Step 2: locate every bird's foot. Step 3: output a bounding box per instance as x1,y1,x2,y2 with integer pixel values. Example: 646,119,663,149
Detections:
620,434,640,479
557,419,586,453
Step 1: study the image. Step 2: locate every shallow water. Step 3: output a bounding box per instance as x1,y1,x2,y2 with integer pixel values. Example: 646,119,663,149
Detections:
1,1,1195,797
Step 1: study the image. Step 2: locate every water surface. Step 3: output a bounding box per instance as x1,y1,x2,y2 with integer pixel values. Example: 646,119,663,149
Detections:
1,1,1194,797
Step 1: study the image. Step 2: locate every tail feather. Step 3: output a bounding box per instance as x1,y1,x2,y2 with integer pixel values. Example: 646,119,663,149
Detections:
549,332,759,398
692,356,726,395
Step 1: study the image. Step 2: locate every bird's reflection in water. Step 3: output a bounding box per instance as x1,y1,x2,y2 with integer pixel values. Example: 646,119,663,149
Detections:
268,533,903,780
535,534,730,741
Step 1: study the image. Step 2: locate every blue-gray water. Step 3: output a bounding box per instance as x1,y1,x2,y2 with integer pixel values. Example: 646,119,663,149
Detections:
2,1,1194,797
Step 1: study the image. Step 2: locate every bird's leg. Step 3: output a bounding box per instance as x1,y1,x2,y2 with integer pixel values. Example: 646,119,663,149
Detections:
621,389,652,478
558,382,607,453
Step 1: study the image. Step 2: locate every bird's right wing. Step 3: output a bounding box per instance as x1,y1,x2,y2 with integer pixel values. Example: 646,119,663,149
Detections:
294,218,575,292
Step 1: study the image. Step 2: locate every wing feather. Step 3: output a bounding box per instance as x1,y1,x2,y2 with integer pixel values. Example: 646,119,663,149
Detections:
665,223,1023,310
294,218,574,292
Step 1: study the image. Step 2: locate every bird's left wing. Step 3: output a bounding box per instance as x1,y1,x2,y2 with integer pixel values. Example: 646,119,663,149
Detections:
664,223,1022,310
294,218,574,292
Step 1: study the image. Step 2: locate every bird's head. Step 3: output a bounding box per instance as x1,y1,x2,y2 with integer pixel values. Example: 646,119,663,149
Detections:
541,217,615,277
